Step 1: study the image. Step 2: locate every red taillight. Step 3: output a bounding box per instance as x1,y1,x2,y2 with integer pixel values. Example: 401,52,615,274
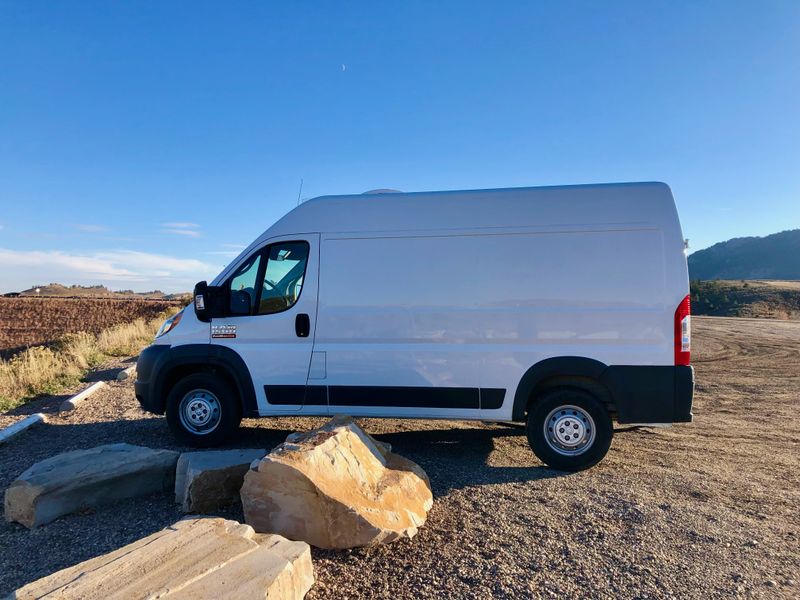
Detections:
674,295,691,366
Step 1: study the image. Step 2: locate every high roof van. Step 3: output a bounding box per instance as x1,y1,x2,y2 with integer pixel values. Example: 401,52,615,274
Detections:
136,182,694,470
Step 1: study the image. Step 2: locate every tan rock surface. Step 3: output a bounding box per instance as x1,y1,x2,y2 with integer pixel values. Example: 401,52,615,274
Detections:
10,517,314,599
241,415,433,549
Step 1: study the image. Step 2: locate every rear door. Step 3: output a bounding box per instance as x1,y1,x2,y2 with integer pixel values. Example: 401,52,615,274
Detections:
211,234,320,414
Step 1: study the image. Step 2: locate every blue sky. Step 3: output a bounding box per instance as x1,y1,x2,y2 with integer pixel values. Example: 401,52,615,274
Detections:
1,1,798,293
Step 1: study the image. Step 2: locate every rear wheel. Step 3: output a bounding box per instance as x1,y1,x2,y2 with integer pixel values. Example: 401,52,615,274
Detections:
166,373,241,447
526,388,613,471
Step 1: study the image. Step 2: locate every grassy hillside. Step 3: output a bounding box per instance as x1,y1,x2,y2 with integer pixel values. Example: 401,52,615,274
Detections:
691,280,800,319
688,229,800,280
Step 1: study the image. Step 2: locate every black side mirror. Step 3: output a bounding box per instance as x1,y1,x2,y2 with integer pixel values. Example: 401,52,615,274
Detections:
194,281,210,322
194,281,228,322
230,290,252,315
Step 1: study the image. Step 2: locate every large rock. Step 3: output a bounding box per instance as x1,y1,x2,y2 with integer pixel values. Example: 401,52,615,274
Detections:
175,449,266,513
241,416,433,549
10,517,314,599
4,443,179,528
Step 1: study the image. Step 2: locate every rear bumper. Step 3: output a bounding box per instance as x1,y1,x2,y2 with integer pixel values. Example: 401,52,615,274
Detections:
672,365,695,422
602,365,694,424
135,344,171,414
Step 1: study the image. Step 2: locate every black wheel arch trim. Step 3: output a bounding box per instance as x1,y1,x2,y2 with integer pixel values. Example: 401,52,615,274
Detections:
135,344,258,417
512,356,607,421
511,356,694,424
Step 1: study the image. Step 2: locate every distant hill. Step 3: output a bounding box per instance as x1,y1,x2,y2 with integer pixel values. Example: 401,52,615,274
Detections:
691,279,800,320
688,229,800,280
12,283,189,301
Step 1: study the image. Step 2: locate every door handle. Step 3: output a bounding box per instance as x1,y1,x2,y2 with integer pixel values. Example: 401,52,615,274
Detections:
295,313,310,338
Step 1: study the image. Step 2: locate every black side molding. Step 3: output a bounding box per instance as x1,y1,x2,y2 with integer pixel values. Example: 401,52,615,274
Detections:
264,384,507,410
330,385,479,409
480,388,506,410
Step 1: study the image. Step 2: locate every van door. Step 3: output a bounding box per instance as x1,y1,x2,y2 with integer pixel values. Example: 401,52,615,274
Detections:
317,234,484,420
211,234,320,414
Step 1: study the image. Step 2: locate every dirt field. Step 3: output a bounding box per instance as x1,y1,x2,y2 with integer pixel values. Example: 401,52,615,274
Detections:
0,297,182,358
0,317,798,598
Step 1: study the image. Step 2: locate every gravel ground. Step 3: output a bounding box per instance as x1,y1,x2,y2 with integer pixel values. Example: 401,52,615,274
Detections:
1,317,798,598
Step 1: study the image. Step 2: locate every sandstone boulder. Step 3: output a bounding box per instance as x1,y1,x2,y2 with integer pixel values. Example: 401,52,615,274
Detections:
10,517,314,599
241,415,433,549
4,443,179,528
175,448,266,513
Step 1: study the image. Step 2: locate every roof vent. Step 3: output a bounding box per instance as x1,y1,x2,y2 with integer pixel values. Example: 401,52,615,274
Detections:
362,188,402,194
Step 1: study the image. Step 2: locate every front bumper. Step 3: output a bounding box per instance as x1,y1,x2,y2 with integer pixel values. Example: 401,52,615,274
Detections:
135,344,171,414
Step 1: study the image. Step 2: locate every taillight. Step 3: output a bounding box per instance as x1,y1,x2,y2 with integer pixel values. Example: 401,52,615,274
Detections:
674,295,691,365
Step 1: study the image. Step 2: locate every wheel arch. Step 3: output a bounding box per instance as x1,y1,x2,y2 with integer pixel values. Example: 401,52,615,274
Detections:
511,356,614,421
153,344,259,417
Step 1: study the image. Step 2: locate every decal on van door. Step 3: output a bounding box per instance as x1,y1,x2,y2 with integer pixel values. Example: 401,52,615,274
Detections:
211,324,237,339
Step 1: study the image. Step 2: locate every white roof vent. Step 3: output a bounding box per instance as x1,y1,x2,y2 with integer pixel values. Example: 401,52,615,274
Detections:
362,188,402,194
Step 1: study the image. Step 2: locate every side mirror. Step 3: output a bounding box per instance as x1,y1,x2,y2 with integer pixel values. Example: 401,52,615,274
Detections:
193,281,228,322
230,290,252,315
194,281,209,321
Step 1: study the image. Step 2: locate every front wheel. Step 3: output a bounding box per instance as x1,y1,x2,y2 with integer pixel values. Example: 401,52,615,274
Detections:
526,389,613,471
166,373,241,447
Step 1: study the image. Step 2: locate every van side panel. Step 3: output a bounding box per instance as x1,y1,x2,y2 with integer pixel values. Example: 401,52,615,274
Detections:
317,227,670,420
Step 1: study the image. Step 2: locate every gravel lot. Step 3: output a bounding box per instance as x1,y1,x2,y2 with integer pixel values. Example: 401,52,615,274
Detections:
1,317,798,598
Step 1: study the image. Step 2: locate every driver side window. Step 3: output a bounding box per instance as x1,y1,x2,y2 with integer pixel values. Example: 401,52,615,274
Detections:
258,241,310,315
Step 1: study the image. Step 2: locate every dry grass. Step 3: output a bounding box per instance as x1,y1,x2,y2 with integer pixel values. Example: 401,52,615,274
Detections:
0,308,179,412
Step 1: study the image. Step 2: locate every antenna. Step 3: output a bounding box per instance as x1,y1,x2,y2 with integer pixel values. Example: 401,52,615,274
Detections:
296,178,304,206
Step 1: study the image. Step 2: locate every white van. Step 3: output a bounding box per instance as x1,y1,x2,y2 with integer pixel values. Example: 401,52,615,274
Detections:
136,182,693,470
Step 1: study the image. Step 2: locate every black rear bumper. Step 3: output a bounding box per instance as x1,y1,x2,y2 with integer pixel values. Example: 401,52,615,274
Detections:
673,365,695,422
602,365,694,424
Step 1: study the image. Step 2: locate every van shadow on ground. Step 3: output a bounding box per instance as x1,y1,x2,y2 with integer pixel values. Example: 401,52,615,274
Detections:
367,426,566,494
1,417,567,494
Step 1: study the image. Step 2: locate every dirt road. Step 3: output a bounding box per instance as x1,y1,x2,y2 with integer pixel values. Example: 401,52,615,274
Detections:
1,317,798,598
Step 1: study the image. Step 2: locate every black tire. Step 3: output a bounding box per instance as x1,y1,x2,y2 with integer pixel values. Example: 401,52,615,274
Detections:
525,388,613,471
165,372,241,447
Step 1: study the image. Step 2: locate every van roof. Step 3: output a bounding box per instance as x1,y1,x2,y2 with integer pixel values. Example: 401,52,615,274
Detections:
267,181,675,237
213,182,680,285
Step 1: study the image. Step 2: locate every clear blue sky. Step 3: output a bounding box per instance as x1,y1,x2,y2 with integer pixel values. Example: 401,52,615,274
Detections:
1,1,798,292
